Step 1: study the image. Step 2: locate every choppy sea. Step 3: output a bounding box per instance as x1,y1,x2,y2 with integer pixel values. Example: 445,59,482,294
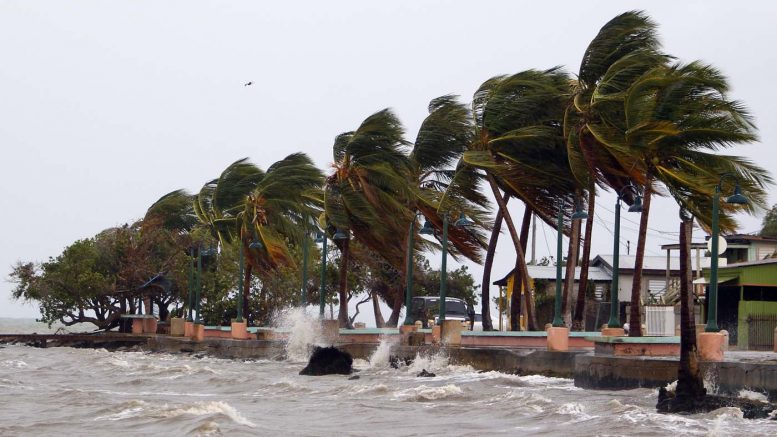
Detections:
1,316,775,436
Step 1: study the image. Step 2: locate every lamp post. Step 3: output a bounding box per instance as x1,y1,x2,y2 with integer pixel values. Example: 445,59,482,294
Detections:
403,214,435,326
607,185,643,328
423,212,474,325
301,230,309,307
187,247,195,322
706,175,748,332
552,200,588,327
194,247,203,324
315,231,328,318
236,245,244,323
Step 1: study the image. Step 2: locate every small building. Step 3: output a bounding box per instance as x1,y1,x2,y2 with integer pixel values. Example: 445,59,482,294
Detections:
699,258,777,350
590,255,702,305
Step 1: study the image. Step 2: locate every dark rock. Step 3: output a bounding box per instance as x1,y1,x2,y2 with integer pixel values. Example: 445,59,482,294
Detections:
299,346,353,376
389,355,412,369
657,387,775,419
348,375,360,380
417,369,436,378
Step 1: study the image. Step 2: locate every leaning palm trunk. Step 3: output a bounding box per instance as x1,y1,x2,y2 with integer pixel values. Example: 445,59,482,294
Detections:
486,176,538,330
481,195,508,331
562,215,581,327
387,288,403,327
372,292,386,328
338,240,350,328
676,214,706,403
629,179,653,337
573,195,596,331
509,208,532,330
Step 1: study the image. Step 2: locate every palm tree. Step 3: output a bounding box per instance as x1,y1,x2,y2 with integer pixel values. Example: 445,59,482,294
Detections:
460,68,581,330
565,10,668,331
592,61,769,336
324,109,412,327
194,154,323,323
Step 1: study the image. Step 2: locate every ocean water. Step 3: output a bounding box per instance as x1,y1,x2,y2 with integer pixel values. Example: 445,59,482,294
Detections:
0,317,775,436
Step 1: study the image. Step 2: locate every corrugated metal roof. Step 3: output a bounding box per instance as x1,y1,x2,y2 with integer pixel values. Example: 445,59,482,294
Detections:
594,255,702,272
525,265,611,281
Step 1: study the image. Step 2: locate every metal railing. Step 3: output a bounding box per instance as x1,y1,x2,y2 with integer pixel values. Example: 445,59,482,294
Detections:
747,313,777,350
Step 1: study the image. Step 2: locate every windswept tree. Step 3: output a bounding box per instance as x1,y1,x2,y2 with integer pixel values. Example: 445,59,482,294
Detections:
459,68,580,330
194,154,323,323
594,61,770,336
565,10,668,331
324,109,412,327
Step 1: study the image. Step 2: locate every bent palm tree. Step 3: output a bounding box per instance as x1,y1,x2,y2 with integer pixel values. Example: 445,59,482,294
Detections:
195,154,323,323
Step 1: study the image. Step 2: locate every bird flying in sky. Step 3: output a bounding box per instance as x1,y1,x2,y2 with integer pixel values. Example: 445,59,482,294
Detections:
244,81,253,86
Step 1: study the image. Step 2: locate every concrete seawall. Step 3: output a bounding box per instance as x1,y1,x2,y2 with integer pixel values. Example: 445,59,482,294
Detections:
3,333,777,401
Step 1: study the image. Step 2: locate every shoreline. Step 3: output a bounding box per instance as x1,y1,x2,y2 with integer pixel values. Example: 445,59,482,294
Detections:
3,332,777,403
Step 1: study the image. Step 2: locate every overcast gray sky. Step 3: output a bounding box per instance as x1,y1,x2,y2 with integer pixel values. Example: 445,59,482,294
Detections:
2,1,775,320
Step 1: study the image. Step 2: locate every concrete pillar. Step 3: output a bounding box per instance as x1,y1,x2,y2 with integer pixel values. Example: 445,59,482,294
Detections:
170,318,185,337
698,332,725,361
547,327,569,352
142,317,158,335
231,320,248,340
193,323,205,342
400,324,418,346
601,327,626,337
441,320,462,345
184,321,194,338
131,318,143,335
321,319,340,345
431,325,442,344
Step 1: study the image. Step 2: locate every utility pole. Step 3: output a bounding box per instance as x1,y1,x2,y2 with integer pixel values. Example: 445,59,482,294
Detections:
531,213,537,265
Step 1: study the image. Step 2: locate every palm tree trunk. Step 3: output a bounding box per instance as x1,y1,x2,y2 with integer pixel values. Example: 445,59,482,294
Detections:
629,179,653,337
338,240,350,328
242,263,252,325
387,290,403,327
509,208,532,330
486,175,538,330
562,214,581,327
573,194,596,331
676,214,706,403
481,194,508,331
372,292,386,328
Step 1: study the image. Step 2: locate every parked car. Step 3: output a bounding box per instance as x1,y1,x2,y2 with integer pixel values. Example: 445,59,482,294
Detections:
410,296,472,329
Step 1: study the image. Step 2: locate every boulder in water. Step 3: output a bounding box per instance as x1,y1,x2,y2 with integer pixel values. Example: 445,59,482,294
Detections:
657,387,775,419
417,369,436,378
299,346,353,376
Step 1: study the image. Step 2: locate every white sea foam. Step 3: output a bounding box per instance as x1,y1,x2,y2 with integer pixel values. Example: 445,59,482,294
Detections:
95,400,256,427
1,359,28,368
274,307,323,362
738,389,768,403
394,384,464,401
368,338,395,368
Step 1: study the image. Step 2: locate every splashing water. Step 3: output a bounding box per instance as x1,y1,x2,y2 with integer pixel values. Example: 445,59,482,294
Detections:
273,307,323,362
368,338,396,369
738,389,768,403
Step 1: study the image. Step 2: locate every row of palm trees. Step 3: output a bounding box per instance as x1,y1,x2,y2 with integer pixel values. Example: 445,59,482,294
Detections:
145,11,771,333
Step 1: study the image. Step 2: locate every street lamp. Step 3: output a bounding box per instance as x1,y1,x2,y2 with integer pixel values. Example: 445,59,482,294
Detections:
421,212,474,324
301,229,310,307
315,231,328,318
607,185,643,328
553,200,588,328
187,247,195,322
706,175,748,332
402,214,434,326
194,247,203,324
236,245,244,323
